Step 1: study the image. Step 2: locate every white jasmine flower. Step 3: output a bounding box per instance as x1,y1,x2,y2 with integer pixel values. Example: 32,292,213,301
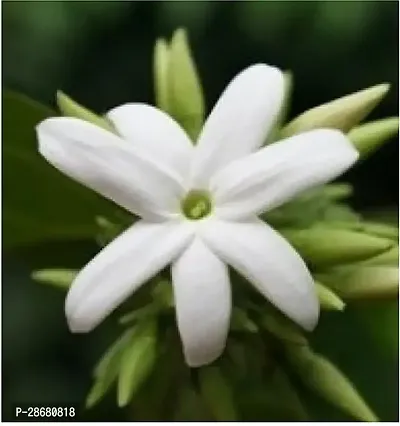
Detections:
36,64,358,367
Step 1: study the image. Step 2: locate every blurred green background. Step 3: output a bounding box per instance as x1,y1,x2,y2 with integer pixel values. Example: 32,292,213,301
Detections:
2,1,398,421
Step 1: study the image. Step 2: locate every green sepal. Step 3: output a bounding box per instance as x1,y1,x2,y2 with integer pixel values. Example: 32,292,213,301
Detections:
348,117,399,158
32,268,77,289
285,345,378,422
281,83,390,137
153,38,170,113
87,328,136,408
197,366,237,421
281,227,394,267
259,308,307,345
56,91,114,132
315,281,345,311
317,265,399,300
168,28,205,141
117,320,158,407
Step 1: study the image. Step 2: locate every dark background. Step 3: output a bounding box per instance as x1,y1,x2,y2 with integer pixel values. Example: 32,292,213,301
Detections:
2,1,399,421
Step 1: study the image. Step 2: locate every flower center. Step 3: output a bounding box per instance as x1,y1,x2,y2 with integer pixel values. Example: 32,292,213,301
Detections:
181,190,213,220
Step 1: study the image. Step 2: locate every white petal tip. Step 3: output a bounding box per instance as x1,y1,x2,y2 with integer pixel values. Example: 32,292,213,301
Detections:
184,350,224,369
300,301,320,332
66,314,93,334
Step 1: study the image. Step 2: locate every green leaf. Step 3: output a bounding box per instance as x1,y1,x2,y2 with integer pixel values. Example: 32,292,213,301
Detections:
3,90,115,248
285,345,378,421
197,366,237,421
348,117,399,158
153,38,170,112
117,320,158,407
87,328,136,408
32,268,77,289
168,28,205,140
282,228,394,267
56,91,114,131
315,282,345,311
317,265,398,300
281,84,390,137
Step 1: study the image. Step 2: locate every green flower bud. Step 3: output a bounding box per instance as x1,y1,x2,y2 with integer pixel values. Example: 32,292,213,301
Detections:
282,228,394,267
153,38,170,113
168,28,205,141
230,308,258,333
32,268,77,289
56,91,114,132
118,304,160,325
348,117,399,158
260,309,307,345
151,278,174,308
361,246,399,266
318,183,353,201
197,366,237,421
117,320,158,407
326,221,398,241
317,265,398,300
87,328,135,408
281,83,390,137
315,282,345,311
267,367,308,420
174,381,210,421
285,345,378,422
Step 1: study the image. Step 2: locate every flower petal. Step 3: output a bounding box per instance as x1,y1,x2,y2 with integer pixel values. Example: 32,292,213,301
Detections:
66,220,194,332
37,117,185,219
107,103,193,179
211,129,359,219
190,64,285,187
201,219,319,330
171,238,231,367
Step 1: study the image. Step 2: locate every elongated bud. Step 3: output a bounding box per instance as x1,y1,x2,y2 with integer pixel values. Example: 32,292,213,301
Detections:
197,366,237,421
267,367,309,420
169,28,205,141
315,282,345,311
87,328,135,408
56,91,114,132
328,221,398,241
32,269,77,289
348,117,399,158
260,309,307,345
282,228,394,267
117,321,158,407
281,83,390,137
319,183,353,201
153,38,170,113
318,265,398,300
285,345,378,421
231,308,258,332
361,246,399,266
